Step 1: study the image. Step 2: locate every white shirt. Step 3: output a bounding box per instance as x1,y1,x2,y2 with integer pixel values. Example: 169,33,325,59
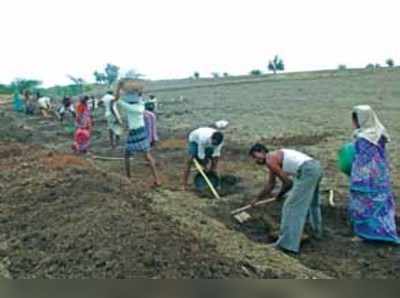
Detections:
189,127,223,159
117,100,145,130
38,97,50,109
102,94,115,117
281,149,312,175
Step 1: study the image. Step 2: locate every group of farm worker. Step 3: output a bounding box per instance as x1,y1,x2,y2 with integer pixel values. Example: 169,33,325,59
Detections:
69,82,160,187
13,90,89,121
91,78,399,253
15,77,399,254
12,90,54,117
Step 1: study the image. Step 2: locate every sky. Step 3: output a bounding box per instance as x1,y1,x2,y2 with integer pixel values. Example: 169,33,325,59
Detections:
0,0,399,86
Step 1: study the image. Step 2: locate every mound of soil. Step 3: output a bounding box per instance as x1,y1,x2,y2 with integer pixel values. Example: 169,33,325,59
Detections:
0,142,264,278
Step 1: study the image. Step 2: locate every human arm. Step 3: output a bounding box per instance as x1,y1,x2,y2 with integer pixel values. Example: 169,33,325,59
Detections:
271,164,293,200
152,113,159,144
110,100,123,125
258,169,277,198
210,156,219,172
114,81,123,101
197,141,206,161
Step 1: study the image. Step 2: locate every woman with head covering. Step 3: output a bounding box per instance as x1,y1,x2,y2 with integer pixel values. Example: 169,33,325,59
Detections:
349,105,399,244
113,78,161,186
72,95,92,154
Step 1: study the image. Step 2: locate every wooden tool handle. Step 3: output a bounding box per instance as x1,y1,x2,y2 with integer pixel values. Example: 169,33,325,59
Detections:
231,198,276,215
193,158,221,199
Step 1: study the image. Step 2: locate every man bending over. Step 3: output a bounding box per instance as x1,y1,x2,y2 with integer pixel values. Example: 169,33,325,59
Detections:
249,143,323,253
182,127,224,190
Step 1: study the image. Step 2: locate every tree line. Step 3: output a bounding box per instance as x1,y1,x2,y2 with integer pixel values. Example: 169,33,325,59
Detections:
1,57,397,95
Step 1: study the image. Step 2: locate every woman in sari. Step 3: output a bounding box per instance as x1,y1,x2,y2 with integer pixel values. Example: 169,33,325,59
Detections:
349,105,399,244
72,95,92,154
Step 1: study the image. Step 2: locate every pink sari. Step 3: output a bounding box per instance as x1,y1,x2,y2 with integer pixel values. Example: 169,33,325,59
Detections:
72,102,92,153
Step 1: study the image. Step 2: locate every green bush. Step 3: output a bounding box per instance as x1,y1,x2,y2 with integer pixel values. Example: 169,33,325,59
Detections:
250,69,262,76
366,64,375,70
386,58,394,68
338,64,347,71
94,71,107,84
10,79,42,93
0,84,12,94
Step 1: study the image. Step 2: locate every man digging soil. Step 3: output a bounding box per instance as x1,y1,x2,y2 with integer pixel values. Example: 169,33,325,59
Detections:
249,143,323,254
182,127,224,191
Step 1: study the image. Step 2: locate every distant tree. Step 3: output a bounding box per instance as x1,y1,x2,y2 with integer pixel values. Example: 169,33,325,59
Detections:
223,72,229,77
386,58,395,68
211,72,220,78
125,69,144,79
67,75,85,86
375,64,381,69
250,69,262,76
94,71,107,84
0,84,12,94
105,63,120,86
268,55,285,74
67,75,85,93
338,64,347,70
193,72,200,79
366,63,375,70
10,78,42,93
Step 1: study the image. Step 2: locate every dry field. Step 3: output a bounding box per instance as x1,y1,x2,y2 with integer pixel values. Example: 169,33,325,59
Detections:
0,68,399,278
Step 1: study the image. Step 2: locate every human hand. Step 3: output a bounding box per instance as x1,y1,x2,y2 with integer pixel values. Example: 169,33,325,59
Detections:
250,199,258,208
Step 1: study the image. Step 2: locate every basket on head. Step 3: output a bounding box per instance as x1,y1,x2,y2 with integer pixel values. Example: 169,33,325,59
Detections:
122,79,144,93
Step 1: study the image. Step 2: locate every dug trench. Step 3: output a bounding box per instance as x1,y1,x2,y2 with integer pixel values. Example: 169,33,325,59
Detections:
1,108,399,278
216,141,400,278
141,133,400,279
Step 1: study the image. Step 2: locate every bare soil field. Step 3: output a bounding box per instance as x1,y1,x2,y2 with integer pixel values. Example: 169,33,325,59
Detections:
1,68,400,278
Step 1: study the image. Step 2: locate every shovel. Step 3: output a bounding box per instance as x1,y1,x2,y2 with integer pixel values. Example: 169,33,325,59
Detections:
231,198,276,224
193,158,221,199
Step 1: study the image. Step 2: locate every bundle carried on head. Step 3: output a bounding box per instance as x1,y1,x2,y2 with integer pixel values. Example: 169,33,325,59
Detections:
120,78,144,94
